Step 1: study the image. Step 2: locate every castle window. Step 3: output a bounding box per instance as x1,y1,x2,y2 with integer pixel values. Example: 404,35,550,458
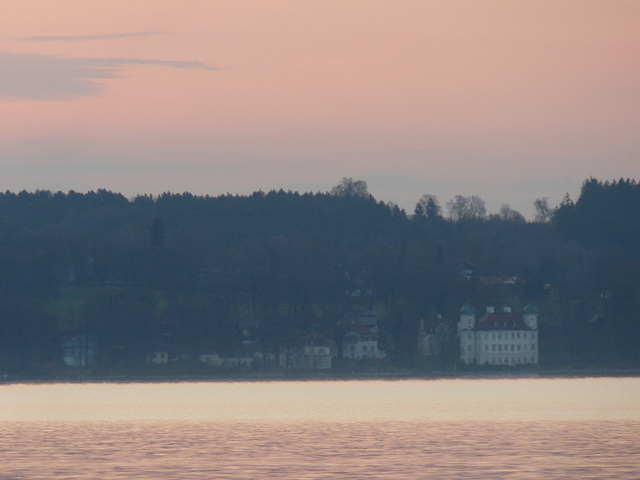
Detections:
511,332,515,339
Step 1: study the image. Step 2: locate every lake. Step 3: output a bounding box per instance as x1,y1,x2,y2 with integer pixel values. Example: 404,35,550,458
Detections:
2,377,639,479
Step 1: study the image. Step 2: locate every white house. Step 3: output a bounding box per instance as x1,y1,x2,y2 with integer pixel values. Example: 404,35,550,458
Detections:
198,352,254,368
417,319,438,356
457,304,539,366
148,350,169,365
279,334,333,370
302,343,332,369
343,326,385,360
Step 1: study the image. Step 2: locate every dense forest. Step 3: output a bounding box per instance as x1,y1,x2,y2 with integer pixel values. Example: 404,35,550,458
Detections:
1,177,639,378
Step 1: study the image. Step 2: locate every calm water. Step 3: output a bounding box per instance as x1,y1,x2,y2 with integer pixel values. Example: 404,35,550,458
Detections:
1,378,639,479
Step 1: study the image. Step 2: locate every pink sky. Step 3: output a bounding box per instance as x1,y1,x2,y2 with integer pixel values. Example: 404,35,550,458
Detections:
1,1,639,217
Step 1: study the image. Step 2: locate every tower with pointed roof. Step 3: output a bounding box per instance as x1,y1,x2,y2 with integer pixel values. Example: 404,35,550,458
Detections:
458,304,477,364
458,303,476,332
523,304,538,330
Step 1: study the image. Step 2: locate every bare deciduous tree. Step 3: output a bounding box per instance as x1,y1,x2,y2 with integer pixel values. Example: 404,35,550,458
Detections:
534,197,552,223
330,178,369,198
498,204,525,223
446,194,486,221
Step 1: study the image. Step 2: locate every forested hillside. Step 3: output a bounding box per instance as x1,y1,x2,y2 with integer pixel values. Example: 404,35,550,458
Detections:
1,177,639,377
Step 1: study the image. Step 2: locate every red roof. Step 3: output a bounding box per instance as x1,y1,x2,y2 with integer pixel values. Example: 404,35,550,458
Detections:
476,313,532,330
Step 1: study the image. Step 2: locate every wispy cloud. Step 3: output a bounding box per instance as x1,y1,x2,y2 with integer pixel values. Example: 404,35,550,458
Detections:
0,52,216,100
16,31,168,42
99,57,214,70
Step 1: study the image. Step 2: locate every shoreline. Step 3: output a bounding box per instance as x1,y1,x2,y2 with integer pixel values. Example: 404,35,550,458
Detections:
3,367,640,385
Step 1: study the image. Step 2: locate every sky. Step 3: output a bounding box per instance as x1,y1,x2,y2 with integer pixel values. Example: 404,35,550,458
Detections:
1,1,639,218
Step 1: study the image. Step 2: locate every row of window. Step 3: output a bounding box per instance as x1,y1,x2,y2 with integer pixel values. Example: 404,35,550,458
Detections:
305,347,330,356
481,356,537,365
349,345,378,353
467,343,537,352
467,331,537,340
489,343,536,352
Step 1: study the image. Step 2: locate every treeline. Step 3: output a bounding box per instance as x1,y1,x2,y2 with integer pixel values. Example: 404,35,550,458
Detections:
554,177,640,250
1,177,639,376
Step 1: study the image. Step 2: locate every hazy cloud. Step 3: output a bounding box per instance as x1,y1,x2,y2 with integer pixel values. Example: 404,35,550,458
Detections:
0,52,215,100
16,31,168,42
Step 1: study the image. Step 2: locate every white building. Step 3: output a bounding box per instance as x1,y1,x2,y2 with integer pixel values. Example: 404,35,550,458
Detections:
198,352,254,368
417,319,437,356
301,343,332,369
458,304,539,366
343,326,385,360
279,334,334,370
149,350,169,365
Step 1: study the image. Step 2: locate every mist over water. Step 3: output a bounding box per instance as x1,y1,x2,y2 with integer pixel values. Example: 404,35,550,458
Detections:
2,378,639,479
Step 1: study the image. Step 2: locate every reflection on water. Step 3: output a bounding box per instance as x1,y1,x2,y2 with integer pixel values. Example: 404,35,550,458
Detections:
3,420,639,479
1,378,640,479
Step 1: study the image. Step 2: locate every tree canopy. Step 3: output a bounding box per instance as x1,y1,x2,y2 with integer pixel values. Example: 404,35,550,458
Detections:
1,177,639,376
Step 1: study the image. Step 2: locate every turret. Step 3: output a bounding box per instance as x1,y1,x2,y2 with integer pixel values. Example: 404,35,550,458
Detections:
523,304,538,330
458,303,476,332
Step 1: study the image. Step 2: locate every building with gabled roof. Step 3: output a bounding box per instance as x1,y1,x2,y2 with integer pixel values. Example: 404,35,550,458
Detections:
343,325,385,360
457,304,539,366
